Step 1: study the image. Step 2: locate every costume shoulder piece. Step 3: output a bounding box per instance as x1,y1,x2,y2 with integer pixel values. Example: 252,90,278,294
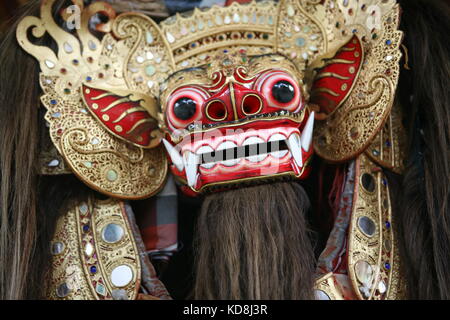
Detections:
47,197,171,300
47,198,142,300
314,153,407,300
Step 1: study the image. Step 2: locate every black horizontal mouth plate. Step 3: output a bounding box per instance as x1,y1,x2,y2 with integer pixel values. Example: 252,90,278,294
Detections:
199,140,289,164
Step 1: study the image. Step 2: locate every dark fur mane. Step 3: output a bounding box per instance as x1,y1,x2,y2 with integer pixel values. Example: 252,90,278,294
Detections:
0,0,96,299
394,0,450,299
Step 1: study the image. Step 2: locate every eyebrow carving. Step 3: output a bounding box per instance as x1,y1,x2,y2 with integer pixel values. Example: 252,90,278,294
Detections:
164,67,206,83
248,53,291,63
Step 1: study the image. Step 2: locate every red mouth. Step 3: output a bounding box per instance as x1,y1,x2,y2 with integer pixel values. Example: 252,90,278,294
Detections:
163,112,314,195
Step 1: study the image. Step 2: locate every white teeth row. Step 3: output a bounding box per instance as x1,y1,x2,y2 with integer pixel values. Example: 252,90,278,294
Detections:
197,135,288,168
162,112,315,188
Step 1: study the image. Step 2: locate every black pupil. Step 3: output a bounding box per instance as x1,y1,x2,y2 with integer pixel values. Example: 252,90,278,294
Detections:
272,80,295,104
173,97,197,120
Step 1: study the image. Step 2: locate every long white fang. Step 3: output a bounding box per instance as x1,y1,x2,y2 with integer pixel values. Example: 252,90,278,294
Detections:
286,133,303,167
162,139,184,171
301,111,315,151
183,151,199,188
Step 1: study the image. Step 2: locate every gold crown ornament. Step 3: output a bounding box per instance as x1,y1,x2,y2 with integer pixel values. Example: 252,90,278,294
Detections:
16,0,403,199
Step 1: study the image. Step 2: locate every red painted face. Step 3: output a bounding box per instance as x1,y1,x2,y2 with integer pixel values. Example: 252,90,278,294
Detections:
161,53,314,195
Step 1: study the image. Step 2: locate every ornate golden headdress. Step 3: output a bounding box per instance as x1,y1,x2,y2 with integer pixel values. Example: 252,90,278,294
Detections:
16,0,403,199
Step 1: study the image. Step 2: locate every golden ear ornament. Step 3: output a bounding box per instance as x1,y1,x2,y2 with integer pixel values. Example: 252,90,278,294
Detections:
309,1,403,162
17,0,173,199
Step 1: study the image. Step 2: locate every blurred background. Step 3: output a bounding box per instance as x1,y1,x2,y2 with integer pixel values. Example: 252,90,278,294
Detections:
0,0,252,36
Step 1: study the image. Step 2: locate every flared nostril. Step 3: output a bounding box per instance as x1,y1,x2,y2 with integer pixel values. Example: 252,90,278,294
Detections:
241,94,263,116
205,100,228,121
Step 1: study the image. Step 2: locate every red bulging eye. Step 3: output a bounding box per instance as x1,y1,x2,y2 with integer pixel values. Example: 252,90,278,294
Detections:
167,88,206,129
255,71,302,112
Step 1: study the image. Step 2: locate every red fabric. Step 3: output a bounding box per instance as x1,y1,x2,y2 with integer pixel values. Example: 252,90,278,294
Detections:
140,224,178,252
316,163,346,234
133,193,178,254
329,166,346,220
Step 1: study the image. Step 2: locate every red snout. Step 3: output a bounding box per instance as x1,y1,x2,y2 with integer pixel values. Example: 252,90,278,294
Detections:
202,82,267,124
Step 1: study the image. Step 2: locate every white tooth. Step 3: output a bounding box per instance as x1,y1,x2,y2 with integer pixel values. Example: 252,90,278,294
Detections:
162,139,184,171
197,145,215,169
220,159,240,166
301,112,315,151
268,133,286,142
220,159,239,167
196,145,214,154
286,133,303,167
183,151,199,188
243,137,266,163
269,134,288,158
271,150,289,159
217,141,239,166
243,136,262,145
246,155,264,163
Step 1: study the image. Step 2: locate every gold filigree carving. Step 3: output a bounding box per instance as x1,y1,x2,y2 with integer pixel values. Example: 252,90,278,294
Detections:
314,273,345,300
347,154,405,300
275,0,327,70
46,198,141,300
159,1,278,68
113,13,176,98
60,127,167,199
366,99,407,174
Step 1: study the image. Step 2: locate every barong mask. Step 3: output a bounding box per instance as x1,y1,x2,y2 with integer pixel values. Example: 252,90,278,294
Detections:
17,0,402,198
160,52,314,195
